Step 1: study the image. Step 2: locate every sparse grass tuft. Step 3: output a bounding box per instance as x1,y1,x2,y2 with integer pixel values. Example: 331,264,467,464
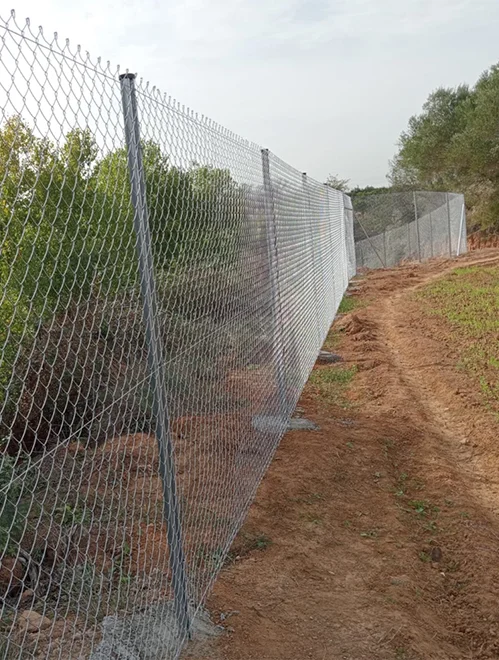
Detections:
408,500,439,517
307,365,357,406
252,534,272,550
322,328,341,351
338,295,361,314
309,365,357,386
301,513,323,525
419,551,432,563
232,532,272,557
360,529,378,538
323,290,364,350
395,473,408,497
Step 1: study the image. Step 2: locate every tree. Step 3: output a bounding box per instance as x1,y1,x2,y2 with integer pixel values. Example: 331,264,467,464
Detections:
349,185,394,198
188,164,244,266
0,118,101,313
0,117,246,330
0,117,248,451
325,174,350,192
446,66,499,228
389,86,471,190
95,147,244,272
388,65,499,230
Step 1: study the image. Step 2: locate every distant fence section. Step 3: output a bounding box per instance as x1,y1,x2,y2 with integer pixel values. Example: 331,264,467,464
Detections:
0,13,354,660
353,191,467,269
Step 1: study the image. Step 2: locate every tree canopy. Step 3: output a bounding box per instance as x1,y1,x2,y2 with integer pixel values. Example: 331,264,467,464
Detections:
324,174,350,192
0,115,245,368
389,63,499,230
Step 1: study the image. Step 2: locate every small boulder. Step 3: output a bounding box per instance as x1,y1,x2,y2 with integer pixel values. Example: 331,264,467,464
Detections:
431,547,443,563
0,556,24,597
18,589,35,606
17,610,52,633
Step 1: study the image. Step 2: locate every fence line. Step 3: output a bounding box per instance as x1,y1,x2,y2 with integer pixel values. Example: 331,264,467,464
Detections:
0,13,469,659
0,13,354,659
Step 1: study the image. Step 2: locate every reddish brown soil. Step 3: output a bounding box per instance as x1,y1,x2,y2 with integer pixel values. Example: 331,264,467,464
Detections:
468,232,499,251
187,248,499,660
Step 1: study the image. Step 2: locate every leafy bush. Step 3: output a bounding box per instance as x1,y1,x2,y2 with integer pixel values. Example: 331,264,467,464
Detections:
389,64,499,231
0,455,32,556
0,116,250,453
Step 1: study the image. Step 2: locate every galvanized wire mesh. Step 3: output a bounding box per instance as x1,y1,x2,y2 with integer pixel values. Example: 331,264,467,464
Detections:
353,190,467,269
0,12,354,659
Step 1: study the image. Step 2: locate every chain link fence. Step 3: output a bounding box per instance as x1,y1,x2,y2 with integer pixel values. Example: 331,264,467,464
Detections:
353,190,467,269
0,13,354,659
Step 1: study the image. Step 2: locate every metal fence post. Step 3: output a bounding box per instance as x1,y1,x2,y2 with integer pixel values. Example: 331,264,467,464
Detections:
356,214,386,268
339,192,348,290
456,202,465,256
302,173,321,344
383,229,387,267
323,185,336,313
429,211,434,258
413,191,421,262
446,192,453,256
119,73,191,636
261,149,287,412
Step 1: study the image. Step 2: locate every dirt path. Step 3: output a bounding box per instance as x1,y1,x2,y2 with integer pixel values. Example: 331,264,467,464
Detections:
379,253,499,518
186,249,499,660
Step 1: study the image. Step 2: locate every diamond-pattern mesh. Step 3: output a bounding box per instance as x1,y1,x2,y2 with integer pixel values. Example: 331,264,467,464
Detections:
353,190,467,269
0,12,355,659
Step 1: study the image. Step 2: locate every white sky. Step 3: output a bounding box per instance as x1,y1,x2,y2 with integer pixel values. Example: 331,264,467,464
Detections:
3,0,499,187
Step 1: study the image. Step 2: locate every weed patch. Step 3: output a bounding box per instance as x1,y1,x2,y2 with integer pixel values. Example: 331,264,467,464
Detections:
360,529,378,538
408,500,439,517
338,296,361,314
307,365,357,406
229,531,272,561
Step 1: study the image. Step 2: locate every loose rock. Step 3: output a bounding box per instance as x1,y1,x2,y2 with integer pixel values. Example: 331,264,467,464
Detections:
431,547,443,563
18,589,35,606
0,556,24,597
17,610,52,633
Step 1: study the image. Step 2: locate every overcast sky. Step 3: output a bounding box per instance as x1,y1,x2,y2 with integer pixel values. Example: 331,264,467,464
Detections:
4,0,499,186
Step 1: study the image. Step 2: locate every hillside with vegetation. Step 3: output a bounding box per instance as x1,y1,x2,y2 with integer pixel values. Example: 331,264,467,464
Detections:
389,63,499,231
336,62,499,234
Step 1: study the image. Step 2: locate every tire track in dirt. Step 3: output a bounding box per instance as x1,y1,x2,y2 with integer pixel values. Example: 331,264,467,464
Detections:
379,251,499,515
342,249,499,659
